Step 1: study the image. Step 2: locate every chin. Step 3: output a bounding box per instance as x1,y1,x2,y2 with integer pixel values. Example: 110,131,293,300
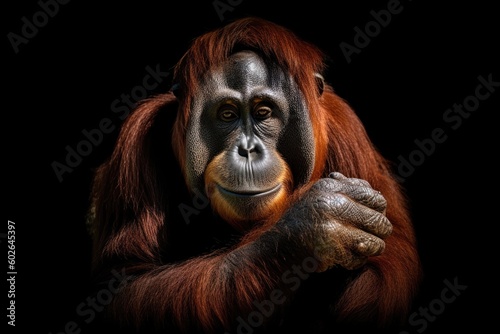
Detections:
206,181,289,230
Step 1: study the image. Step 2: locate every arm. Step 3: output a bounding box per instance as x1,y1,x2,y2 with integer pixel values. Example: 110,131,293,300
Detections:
98,172,396,333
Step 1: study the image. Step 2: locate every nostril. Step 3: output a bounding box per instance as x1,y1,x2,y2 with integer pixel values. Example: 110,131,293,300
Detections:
238,146,250,157
237,136,262,159
238,145,259,159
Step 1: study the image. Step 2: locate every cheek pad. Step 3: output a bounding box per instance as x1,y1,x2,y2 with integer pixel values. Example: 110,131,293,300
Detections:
277,99,316,187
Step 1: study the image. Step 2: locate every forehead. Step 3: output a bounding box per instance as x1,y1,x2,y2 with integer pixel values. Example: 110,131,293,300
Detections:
204,50,289,93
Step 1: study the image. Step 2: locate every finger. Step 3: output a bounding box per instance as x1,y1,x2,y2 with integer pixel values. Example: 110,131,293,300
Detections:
329,172,347,180
314,224,370,271
325,220,386,257
353,229,386,257
342,185,387,213
329,172,371,188
326,193,393,238
321,223,382,270
328,174,386,212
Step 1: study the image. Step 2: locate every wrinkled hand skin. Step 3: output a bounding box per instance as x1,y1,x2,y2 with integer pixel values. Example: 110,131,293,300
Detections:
280,172,393,271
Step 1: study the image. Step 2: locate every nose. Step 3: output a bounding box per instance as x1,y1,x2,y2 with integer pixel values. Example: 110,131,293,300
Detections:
237,136,262,160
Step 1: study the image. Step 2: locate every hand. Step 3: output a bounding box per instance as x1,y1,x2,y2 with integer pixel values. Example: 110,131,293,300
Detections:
280,172,392,271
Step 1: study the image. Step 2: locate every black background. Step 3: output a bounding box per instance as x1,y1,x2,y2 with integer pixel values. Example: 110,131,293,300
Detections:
5,0,498,333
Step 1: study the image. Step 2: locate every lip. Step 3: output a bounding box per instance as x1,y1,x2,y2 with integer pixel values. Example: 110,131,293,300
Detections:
217,184,282,198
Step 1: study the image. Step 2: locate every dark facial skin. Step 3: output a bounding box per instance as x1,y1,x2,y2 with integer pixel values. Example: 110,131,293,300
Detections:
87,18,417,334
185,51,315,223
184,51,391,272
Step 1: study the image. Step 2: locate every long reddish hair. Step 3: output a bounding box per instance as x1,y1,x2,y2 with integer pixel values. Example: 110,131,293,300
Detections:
89,16,421,331
171,17,328,181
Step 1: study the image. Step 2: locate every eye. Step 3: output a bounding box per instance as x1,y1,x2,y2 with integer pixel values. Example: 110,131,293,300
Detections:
218,104,239,122
253,103,273,120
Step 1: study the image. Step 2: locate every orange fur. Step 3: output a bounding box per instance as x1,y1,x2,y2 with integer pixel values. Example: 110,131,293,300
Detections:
89,17,421,333
204,151,293,230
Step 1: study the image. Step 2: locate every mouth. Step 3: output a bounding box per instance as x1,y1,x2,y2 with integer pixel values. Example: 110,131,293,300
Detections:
217,184,282,198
